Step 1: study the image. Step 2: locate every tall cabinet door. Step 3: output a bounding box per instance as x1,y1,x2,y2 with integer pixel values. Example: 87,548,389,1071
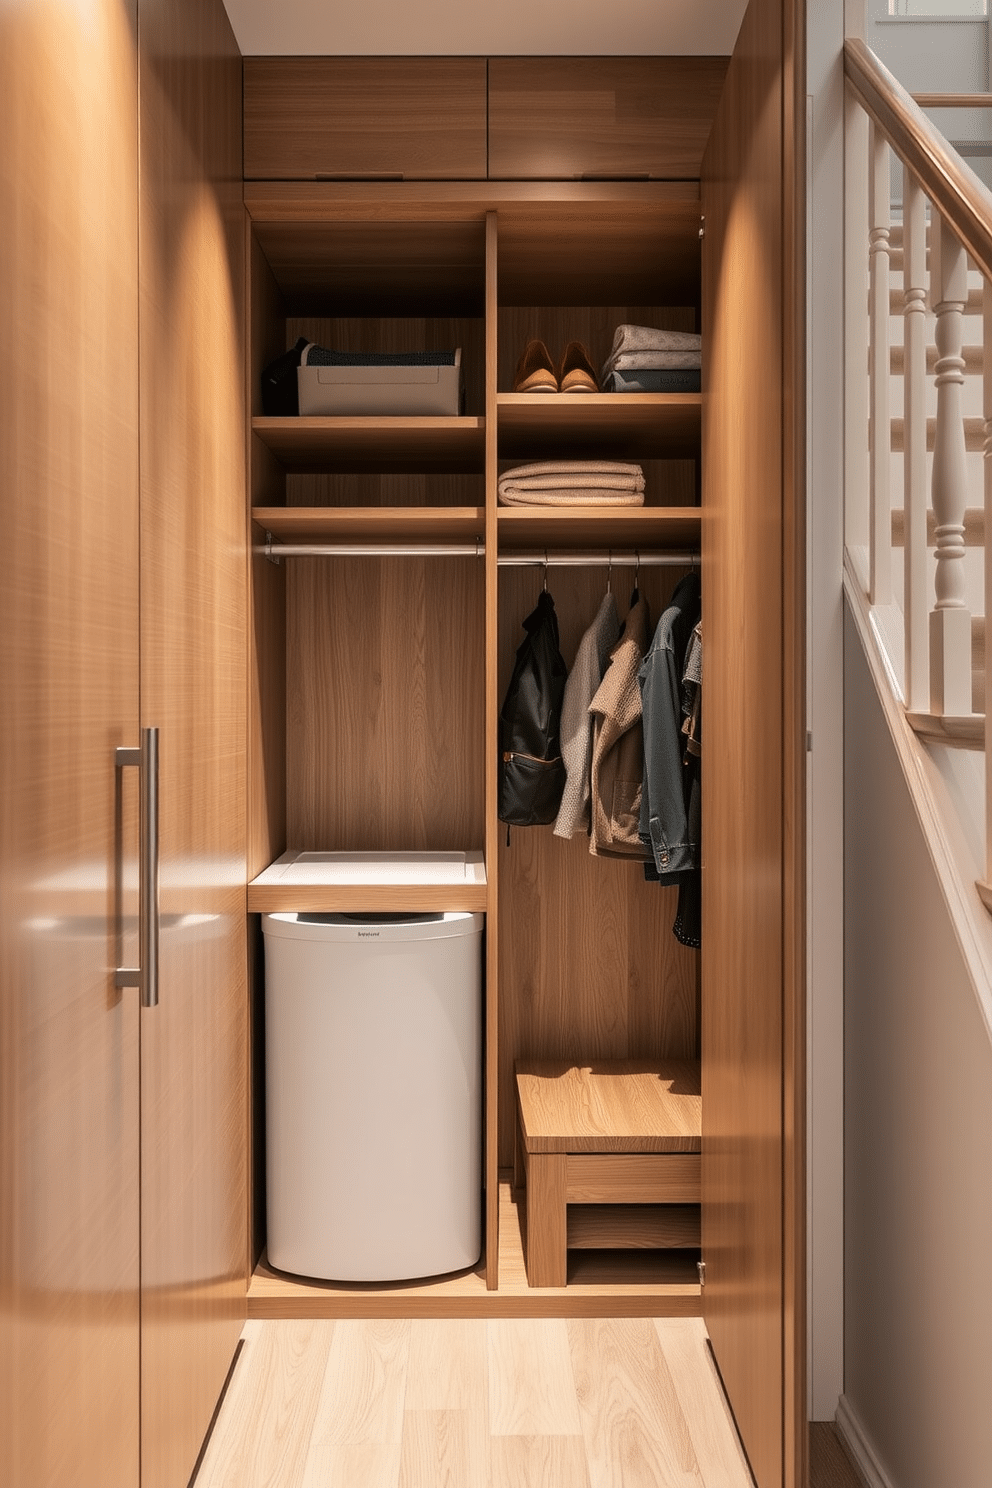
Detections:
700,0,805,1485
136,3,248,1485
0,4,142,1486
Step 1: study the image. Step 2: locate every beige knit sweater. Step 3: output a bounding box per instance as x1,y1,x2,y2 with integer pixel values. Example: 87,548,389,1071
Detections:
588,596,652,860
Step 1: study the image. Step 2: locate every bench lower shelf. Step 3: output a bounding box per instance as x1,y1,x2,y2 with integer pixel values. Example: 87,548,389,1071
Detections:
568,1204,701,1250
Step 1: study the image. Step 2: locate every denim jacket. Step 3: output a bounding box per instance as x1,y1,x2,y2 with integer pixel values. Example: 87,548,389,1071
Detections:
637,571,701,880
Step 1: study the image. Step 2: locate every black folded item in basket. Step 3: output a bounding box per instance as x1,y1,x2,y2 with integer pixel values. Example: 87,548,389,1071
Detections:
260,336,310,416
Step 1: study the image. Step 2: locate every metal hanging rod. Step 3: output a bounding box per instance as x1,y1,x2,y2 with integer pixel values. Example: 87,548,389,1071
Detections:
258,536,697,566
499,551,697,567
259,541,484,559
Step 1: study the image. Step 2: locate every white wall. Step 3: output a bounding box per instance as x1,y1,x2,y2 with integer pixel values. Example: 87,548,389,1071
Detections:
220,0,749,57
843,605,992,1488
867,14,989,91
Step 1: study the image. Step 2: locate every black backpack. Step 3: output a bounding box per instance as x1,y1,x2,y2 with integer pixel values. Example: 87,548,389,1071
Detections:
260,336,310,415
498,590,568,826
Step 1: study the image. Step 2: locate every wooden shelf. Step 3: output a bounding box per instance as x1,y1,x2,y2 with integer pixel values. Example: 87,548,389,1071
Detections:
253,505,486,546
247,1177,701,1319
248,881,487,913
497,393,700,460
248,849,487,913
252,415,486,473
497,505,700,552
245,179,701,223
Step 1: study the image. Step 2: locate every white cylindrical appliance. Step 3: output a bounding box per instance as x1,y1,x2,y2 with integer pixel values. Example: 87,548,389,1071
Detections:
262,909,483,1282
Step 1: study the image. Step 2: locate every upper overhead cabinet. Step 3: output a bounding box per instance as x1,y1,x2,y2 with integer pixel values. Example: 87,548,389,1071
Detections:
243,57,730,184
243,58,488,180
487,57,730,180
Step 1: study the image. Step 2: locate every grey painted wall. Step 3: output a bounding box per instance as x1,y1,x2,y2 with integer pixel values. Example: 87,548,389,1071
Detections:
844,604,992,1488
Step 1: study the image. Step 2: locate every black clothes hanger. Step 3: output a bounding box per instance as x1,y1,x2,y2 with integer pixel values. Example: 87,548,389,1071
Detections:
629,551,641,607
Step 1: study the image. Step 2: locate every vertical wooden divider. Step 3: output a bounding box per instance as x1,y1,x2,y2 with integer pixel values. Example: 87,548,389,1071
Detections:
485,210,501,1288
782,3,808,1479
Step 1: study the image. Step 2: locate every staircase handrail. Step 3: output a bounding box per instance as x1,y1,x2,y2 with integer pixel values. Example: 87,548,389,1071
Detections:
911,94,992,110
844,36,992,918
845,38,992,283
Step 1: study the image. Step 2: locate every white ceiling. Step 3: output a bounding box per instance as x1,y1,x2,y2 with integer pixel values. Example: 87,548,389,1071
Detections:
220,0,748,57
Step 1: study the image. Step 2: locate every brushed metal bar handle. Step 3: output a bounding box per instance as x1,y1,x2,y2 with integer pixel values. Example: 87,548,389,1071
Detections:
578,171,651,180
314,170,404,180
115,726,160,1007
139,727,160,1007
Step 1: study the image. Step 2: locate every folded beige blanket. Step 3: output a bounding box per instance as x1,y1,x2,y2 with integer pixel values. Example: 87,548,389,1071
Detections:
498,461,645,507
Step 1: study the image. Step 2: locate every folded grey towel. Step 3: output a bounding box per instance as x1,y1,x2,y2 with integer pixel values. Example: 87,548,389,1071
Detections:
605,349,702,372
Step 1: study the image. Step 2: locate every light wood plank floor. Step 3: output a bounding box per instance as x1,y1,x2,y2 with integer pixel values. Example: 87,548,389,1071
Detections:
193,1317,755,1488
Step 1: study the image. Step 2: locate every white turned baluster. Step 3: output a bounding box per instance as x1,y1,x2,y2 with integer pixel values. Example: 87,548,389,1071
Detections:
845,88,870,562
868,124,892,605
984,274,992,890
929,216,973,716
903,173,928,710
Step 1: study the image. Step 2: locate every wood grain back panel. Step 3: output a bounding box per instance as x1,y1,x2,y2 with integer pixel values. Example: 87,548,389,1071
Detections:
137,1,247,1483
496,203,703,308
496,565,700,1164
700,0,798,1483
244,58,488,181
253,219,486,317
488,57,730,181
284,473,487,511
286,556,486,851
0,4,141,1485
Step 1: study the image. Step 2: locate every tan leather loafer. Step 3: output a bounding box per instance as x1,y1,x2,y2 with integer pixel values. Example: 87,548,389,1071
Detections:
512,338,558,393
558,341,598,394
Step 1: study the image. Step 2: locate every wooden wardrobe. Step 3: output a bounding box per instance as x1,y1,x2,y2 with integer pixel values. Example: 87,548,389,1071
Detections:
1,2,248,1487
243,6,805,1488
1,1,804,1485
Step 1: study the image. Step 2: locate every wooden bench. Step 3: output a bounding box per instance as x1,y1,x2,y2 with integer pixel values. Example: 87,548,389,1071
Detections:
514,1059,702,1288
